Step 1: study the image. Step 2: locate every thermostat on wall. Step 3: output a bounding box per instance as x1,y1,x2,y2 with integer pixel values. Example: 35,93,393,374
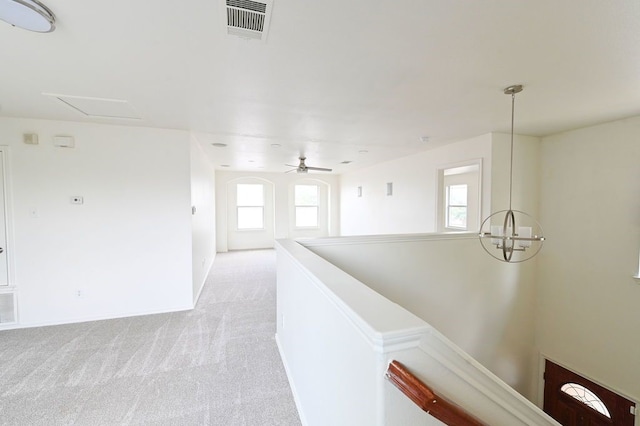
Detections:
53,135,75,148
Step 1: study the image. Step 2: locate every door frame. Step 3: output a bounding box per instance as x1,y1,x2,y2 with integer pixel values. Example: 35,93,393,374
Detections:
0,146,17,325
0,147,15,287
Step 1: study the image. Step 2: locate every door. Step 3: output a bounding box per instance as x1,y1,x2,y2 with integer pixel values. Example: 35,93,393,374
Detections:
543,360,635,426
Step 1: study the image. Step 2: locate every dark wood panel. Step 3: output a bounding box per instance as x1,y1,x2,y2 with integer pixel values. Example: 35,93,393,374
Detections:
543,359,635,426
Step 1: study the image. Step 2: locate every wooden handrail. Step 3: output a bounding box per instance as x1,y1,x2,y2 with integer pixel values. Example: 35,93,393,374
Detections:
385,360,486,426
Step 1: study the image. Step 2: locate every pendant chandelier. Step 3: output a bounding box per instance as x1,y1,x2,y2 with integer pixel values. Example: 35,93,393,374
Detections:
478,85,545,263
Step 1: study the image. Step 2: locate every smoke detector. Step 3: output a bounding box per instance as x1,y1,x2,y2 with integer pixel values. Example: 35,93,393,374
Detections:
225,0,273,41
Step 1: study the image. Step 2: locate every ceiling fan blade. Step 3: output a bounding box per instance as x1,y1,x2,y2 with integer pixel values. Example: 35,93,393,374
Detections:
305,166,333,172
285,164,299,168
285,168,298,173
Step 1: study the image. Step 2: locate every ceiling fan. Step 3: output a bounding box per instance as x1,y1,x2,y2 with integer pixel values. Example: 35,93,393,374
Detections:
285,156,332,173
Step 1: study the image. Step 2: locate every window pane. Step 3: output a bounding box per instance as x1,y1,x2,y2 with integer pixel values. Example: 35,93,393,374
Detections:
295,185,318,206
560,383,611,418
447,206,467,229
296,206,318,227
238,207,264,229
448,184,467,206
237,184,264,206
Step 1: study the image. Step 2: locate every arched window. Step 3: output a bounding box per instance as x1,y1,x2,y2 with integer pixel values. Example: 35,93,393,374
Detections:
560,383,611,418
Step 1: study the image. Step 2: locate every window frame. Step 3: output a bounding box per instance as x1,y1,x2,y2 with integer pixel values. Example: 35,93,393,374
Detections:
445,183,468,230
236,183,265,231
294,184,320,229
436,159,482,233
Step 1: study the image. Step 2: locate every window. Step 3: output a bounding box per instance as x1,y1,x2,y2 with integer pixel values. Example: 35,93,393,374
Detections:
237,184,264,229
561,383,611,418
445,184,468,229
294,184,319,228
437,161,481,233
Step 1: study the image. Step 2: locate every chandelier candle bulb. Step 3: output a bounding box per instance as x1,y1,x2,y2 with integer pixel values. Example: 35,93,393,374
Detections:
491,226,502,245
518,227,532,248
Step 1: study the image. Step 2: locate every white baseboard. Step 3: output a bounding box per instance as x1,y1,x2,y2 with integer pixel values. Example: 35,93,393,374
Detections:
193,253,216,307
275,333,308,426
5,304,193,331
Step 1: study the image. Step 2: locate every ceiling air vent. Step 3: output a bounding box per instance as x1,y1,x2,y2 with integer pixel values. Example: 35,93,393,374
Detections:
226,0,273,41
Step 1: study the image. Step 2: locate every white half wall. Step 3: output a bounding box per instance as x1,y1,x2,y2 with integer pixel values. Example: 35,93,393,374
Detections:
0,117,194,327
190,134,216,304
339,134,493,235
304,234,538,401
277,238,558,426
215,171,339,252
537,116,640,404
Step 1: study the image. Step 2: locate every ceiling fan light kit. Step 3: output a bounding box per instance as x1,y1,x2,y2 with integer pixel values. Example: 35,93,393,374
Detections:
478,85,545,263
0,0,56,32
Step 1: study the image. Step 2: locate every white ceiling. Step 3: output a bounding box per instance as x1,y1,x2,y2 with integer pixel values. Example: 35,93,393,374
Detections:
2,0,639,173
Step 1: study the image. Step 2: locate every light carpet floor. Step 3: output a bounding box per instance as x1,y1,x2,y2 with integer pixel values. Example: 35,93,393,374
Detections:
0,249,301,426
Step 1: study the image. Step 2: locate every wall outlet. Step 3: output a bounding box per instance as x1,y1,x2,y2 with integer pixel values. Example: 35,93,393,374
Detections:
76,289,83,298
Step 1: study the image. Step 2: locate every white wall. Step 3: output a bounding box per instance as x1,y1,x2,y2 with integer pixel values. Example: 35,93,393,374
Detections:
215,171,339,252
190,135,216,304
490,133,541,217
537,116,640,403
305,234,538,400
339,134,493,235
0,117,194,326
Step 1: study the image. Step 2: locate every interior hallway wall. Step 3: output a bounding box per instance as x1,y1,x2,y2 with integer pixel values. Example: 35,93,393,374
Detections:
190,134,216,304
537,116,640,403
339,134,493,235
0,117,194,327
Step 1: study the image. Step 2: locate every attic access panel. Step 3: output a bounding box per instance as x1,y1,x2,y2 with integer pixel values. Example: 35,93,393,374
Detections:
43,93,141,120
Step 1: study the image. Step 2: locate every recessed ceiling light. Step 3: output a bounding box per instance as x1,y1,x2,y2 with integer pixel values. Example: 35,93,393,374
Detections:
341,161,353,164
270,143,282,148
0,0,56,32
419,136,430,143
358,150,368,154
248,160,255,163
220,164,230,167
211,143,227,147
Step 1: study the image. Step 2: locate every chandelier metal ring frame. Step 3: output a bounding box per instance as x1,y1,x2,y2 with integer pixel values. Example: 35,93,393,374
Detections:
478,85,545,263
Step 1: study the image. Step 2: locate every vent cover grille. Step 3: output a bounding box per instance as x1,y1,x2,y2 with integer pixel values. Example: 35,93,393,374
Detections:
227,0,266,13
225,0,272,41
227,7,264,32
